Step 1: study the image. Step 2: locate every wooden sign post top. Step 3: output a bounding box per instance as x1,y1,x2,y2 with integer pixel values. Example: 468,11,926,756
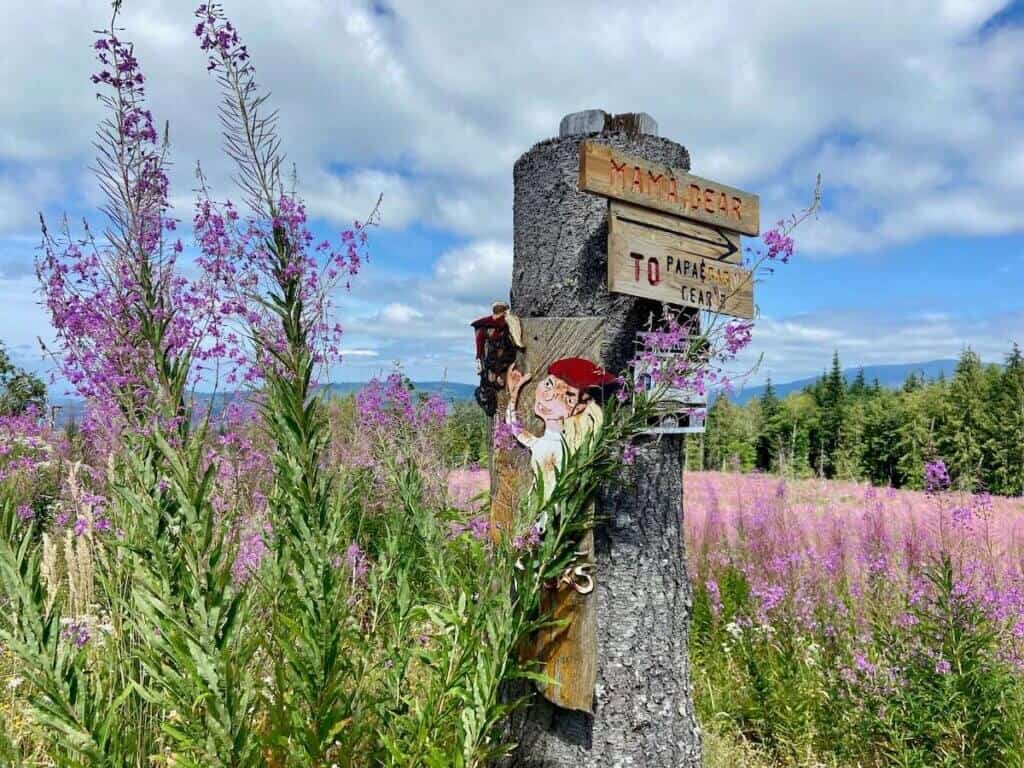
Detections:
579,140,760,236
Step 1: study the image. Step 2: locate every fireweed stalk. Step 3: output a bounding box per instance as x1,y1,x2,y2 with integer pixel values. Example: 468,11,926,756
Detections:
193,4,376,764
37,14,230,443
1,6,245,764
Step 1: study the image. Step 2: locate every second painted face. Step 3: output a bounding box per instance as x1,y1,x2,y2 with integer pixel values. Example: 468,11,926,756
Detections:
534,374,583,422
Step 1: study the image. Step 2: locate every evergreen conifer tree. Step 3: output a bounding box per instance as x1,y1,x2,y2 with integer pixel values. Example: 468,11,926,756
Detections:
942,347,989,490
991,344,1024,495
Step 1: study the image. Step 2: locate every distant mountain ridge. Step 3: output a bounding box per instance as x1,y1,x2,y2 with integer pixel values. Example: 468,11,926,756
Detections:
730,359,963,404
320,381,476,400
49,380,478,425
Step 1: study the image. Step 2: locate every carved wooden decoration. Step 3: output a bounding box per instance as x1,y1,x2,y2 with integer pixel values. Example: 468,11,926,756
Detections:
579,140,760,236
490,316,606,713
471,301,523,417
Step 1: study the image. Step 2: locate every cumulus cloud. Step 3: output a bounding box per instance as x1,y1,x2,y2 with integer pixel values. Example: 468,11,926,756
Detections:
2,0,1022,246
1,0,1022,384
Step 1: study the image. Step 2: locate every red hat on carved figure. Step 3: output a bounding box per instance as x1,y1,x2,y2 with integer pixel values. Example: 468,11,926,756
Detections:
548,357,617,390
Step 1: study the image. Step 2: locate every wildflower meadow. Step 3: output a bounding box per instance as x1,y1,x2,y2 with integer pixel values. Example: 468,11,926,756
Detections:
688,469,1024,767
1,3,1019,768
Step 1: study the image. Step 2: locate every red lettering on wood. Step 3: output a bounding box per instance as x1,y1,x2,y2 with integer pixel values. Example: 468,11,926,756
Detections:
704,188,716,213
687,184,702,212
610,159,627,190
630,252,644,281
647,171,663,199
667,177,678,203
647,257,661,286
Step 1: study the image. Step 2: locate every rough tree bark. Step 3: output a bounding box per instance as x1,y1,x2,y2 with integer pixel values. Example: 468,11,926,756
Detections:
504,112,702,767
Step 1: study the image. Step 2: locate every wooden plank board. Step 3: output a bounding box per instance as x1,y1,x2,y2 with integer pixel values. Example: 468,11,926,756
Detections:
489,316,604,713
580,140,760,236
611,200,742,264
489,316,606,532
608,207,755,319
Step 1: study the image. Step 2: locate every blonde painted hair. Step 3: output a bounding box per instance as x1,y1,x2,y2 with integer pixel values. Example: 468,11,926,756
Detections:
562,399,604,453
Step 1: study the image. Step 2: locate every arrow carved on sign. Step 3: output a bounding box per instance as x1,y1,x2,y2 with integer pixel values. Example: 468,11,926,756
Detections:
615,212,739,263
606,201,754,319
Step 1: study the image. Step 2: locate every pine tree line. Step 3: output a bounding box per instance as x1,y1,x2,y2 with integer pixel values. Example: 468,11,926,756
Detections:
697,345,1024,496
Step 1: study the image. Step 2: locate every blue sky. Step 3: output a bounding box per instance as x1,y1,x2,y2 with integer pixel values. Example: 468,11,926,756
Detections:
1,0,1023,391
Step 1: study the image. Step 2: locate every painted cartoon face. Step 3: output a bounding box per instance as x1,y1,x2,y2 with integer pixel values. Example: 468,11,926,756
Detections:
533,374,583,422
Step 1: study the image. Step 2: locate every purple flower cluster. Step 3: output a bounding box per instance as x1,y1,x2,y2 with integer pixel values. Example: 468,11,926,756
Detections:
688,470,1024,675
191,5,372,384
195,4,250,74
0,407,61,483
345,542,371,584
192,192,369,385
62,620,90,649
232,523,271,584
493,419,519,451
450,515,490,542
38,23,237,428
762,228,795,263
924,460,951,494
356,373,448,432
40,8,374,433
512,525,542,552
621,441,638,466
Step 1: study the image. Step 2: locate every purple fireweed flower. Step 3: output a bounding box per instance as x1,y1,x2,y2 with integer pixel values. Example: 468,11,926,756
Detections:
951,505,973,527
62,621,90,649
924,460,950,494
706,578,722,615
622,442,638,466
722,320,754,357
894,612,919,629
468,515,490,542
763,229,795,262
493,419,519,451
513,524,542,551
853,651,875,676
232,527,269,584
935,659,952,675
346,542,370,583
16,505,35,522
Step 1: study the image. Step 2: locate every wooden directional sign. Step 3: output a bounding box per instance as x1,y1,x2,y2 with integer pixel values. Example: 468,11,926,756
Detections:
608,201,755,319
580,140,760,236
611,200,742,264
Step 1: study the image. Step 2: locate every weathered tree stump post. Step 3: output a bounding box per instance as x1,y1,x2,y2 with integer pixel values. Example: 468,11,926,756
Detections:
505,111,703,767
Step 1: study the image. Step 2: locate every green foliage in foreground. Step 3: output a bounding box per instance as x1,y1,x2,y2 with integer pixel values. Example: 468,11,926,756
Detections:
0,388,650,767
691,557,1024,768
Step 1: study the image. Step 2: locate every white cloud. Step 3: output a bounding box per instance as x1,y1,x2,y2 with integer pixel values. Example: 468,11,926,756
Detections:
1,0,1021,248
432,240,512,304
0,168,63,235
1,0,1023,383
380,302,423,323
340,347,379,357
